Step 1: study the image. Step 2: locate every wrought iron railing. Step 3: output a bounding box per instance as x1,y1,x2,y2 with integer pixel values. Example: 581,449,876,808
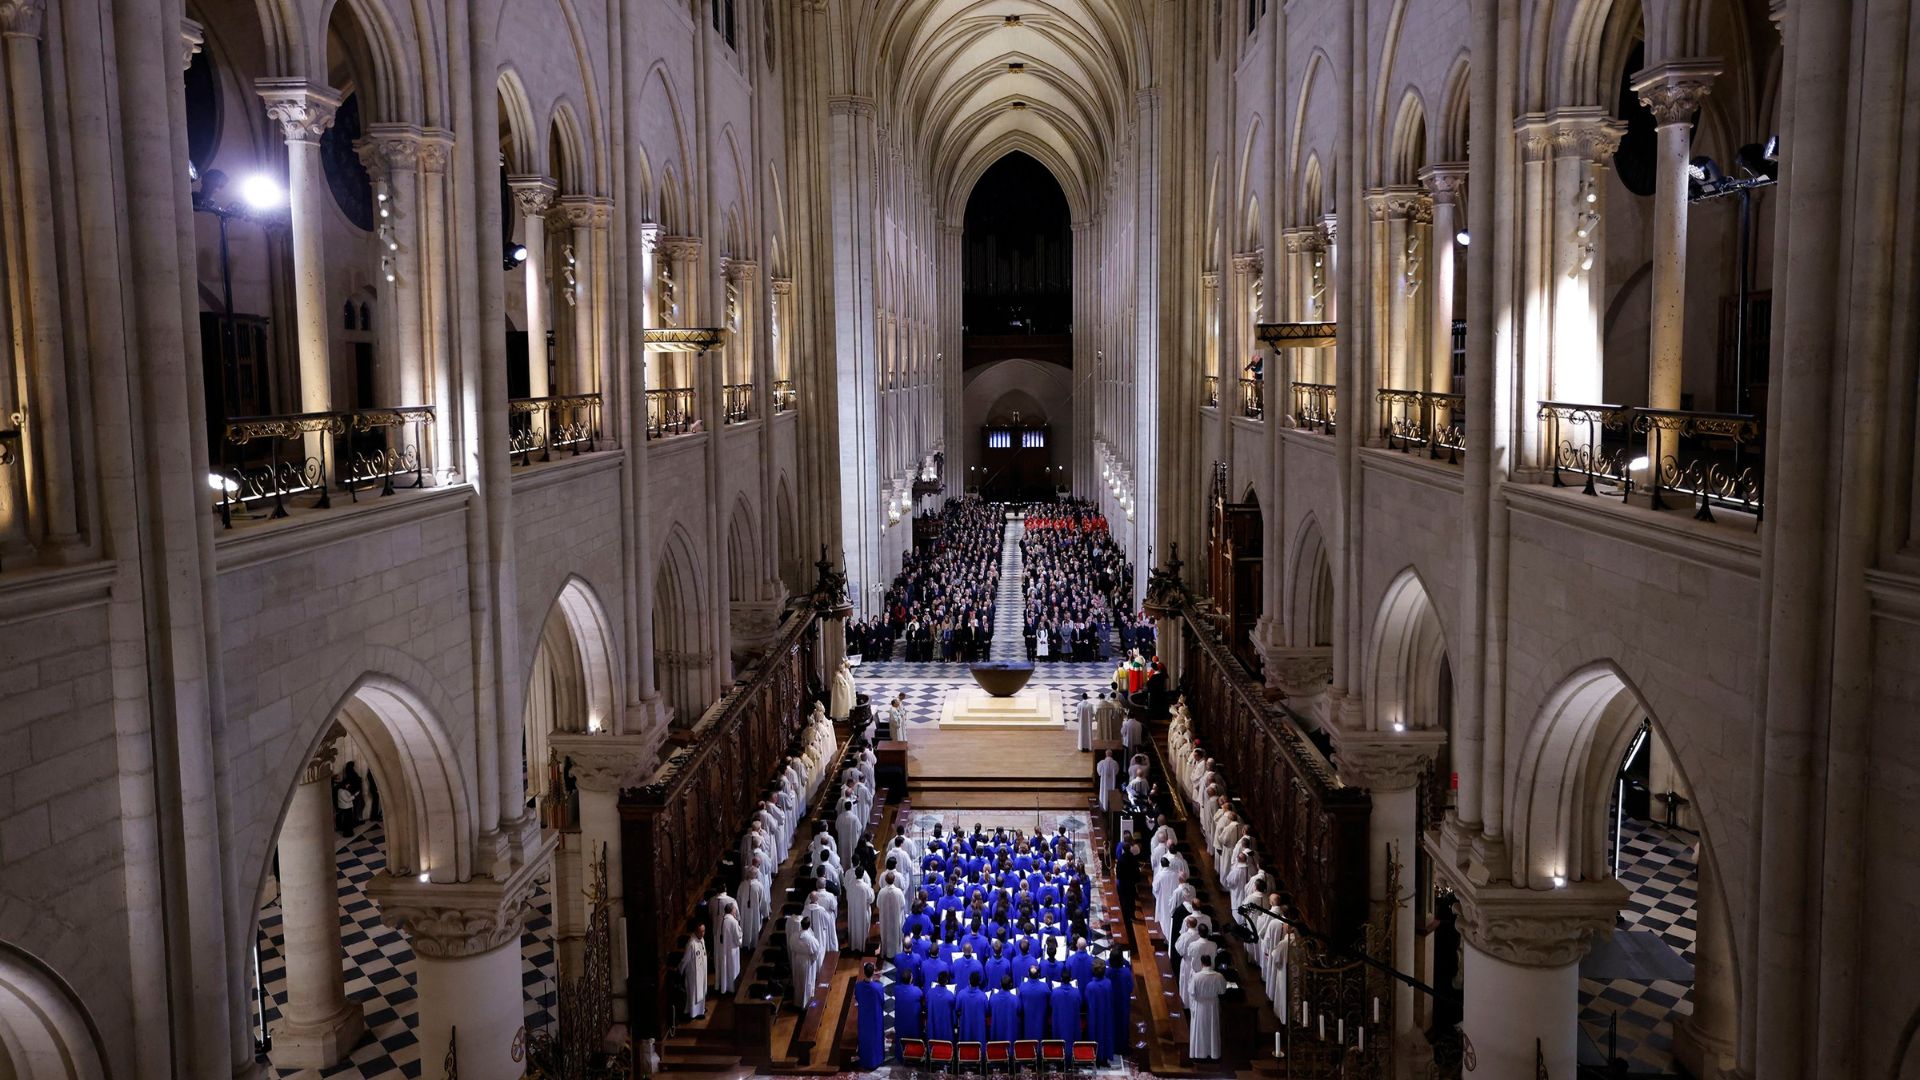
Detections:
771,379,796,413
1538,400,1764,520
1377,388,1466,463
722,382,756,424
214,405,435,527
1292,381,1337,433
1239,377,1264,419
1203,375,1221,408
645,387,697,439
509,393,601,466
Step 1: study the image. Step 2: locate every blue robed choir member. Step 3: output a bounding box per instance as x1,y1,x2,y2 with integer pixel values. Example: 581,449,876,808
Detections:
1083,963,1115,1063
892,975,924,1060
927,972,957,1041
1018,967,1051,1038
957,974,990,1042
989,978,1021,1039
855,966,888,1069
1049,979,1083,1041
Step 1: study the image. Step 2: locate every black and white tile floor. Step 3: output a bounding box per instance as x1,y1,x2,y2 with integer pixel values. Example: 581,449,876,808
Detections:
253,821,557,1079
1577,816,1699,1073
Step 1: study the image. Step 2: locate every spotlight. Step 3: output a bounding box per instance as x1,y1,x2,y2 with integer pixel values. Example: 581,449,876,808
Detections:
1454,229,1470,246
504,243,529,270
206,472,238,494
1735,140,1780,182
1687,156,1725,198
237,173,284,212
1552,875,1567,889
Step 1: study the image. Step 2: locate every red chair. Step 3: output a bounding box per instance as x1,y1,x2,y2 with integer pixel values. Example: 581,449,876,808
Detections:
1012,1039,1041,1074
929,1039,958,1075
957,1041,985,1073
1040,1039,1068,1075
985,1040,1013,1074
1070,1041,1098,1073
899,1036,929,1069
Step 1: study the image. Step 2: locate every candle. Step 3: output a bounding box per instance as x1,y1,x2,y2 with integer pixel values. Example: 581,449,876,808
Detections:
1358,1026,1366,1052
1338,1018,1345,1045
1301,1002,1309,1026
1318,1014,1325,1040
1372,996,1381,1023
1275,1032,1282,1058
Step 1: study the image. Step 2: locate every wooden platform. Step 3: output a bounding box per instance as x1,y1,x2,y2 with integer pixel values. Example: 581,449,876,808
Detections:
905,721,1099,808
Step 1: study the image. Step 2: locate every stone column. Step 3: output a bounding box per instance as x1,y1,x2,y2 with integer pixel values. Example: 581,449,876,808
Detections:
1548,111,1627,406
1419,166,1467,395
1672,843,1739,1078
256,79,342,418
508,176,558,400
1332,729,1447,1058
1435,865,1626,1080
269,746,365,1068
555,196,601,397
1265,646,1333,725
357,125,427,409
1201,270,1222,407
3,0,80,551
550,734,657,1024
417,131,457,479
1631,63,1718,410
370,842,554,1080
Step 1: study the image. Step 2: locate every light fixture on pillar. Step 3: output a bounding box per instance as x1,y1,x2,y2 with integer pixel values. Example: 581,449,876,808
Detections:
1455,228,1471,246
562,244,578,307
505,242,529,271
375,183,398,284
1572,175,1601,275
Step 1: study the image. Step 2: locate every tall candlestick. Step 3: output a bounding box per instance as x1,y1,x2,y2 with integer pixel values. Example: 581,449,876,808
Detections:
1372,995,1381,1023
1275,1031,1282,1058
1318,1013,1325,1040
1358,1026,1366,1052
1301,1001,1309,1026
1338,1018,1345,1044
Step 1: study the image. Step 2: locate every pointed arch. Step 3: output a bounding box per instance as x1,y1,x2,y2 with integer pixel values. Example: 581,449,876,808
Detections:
1438,52,1474,162
523,576,623,794
0,942,108,1080
1364,568,1449,732
653,524,710,726
1389,88,1430,185
1287,513,1334,648
496,67,538,174
776,472,801,591
547,98,588,194
727,496,761,603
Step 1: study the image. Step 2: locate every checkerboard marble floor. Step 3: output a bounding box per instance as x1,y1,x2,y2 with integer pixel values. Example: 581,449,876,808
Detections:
856,659,1121,729
252,821,557,1079
1577,816,1699,1072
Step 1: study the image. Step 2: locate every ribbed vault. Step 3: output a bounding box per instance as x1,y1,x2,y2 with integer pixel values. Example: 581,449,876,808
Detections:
863,0,1147,220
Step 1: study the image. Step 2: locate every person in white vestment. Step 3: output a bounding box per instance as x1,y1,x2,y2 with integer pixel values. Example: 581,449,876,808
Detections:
1260,894,1291,1014
845,870,874,954
680,924,709,1019
1076,692,1097,751
789,915,824,1008
831,661,857,719
1096,692,1122,742
810,885,841,955
717,901,743,993
1097,750,1120,813
1188,954,1227,1059
1120,712,1143,752
1164,879,1197,941
1173,916,1205,1001
1181,934,1218,1009
876,872,907,957
1151,859,1180,932
740,857,770,944
837,798,862,858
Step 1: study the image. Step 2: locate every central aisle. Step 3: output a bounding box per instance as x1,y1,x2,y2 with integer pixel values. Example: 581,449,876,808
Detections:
990,513,1025,661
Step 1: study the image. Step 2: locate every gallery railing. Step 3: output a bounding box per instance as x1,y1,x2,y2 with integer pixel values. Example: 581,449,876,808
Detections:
1203,375,1220,408
771,379,796,413
1376,388,1466,463
214,405,434,526
1292,381,1338,433
722,383,756,424
645,387,697,440
1538,400,1764,521
1239,377,1264,419
509,393,601,466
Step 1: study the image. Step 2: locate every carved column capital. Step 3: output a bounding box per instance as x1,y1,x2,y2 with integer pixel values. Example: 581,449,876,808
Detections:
1631,61,1721,126
1418,163,1468,203
1200,270,1221,291
655,235,704,263
724,257,759,282
1263,645,1332,700
507,174,558,218
553,194,601,229
549,733,660,794
828,95,877,118
1231,250,1264,276
1330,728,1448,792
1444,878,1629,967
1515,114,1554,163
0,0,45,40
1548,107,1628,162
367,836,554,959
770,276,795,296
416,129,454,173
300,742,339,786
179,17,205,71
354,124,423,183
256,78,343,144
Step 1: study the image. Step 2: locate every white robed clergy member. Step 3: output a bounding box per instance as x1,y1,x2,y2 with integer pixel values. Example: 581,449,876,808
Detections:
1151,859,1181,933
876,872,908,956
1076,692,1097,751
845,869,874,954
1187,954,1227,1059
1261,895,1291,1013
1164,879,1198,941
680,924,709,1019
717,901,743,993
740,859,770,946
1120,712,1143,753
1096,751,1121,812
1096,692,1123,742
837,798,862,857
1180,933,1218,1008
789,915,825,1007
807,885,840,955
831,660,857,719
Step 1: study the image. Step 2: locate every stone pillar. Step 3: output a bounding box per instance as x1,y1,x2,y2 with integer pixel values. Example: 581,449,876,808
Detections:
1631,63,1718,411
1419,166,1467,395
1439,872,1626,1080
256,79,342,418
555,195,602,397
357,125,428,409
418,131,457,479
1672,844,1739,1078
1332,729,1447,1059
1548,111,1627,406
1264,646,1333,725
550,734,656,1025
508,176,559,400
3,0,80,551
269,747,365,1068
370,842,554,1080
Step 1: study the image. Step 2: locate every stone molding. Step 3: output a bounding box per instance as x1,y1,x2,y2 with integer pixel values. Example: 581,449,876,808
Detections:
179,16,204,71
1449,878,1628,967
417,130,453,173
1418,162,1468,202
355,124,424,182
655,235,704,262
507,175,558,218
549,733,660,793
552,194,604,229
368,835,555,959
1515,114,1553,162
257,79,343,144
828,95,876,118
1200,270,1221,290
656,648,713,668
1631,61,1721,126
1232,250,1264,276
724,257,759,282
0,0,44,39
770,276,795,295
1330,727,1447,792
1262,644,1332,699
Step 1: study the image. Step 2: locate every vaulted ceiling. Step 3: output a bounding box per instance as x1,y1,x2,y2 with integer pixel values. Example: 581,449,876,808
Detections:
862,0,1148,222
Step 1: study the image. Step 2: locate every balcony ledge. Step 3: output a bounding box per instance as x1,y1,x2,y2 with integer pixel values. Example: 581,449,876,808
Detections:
213,482,474,574
1503,480,1761,577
